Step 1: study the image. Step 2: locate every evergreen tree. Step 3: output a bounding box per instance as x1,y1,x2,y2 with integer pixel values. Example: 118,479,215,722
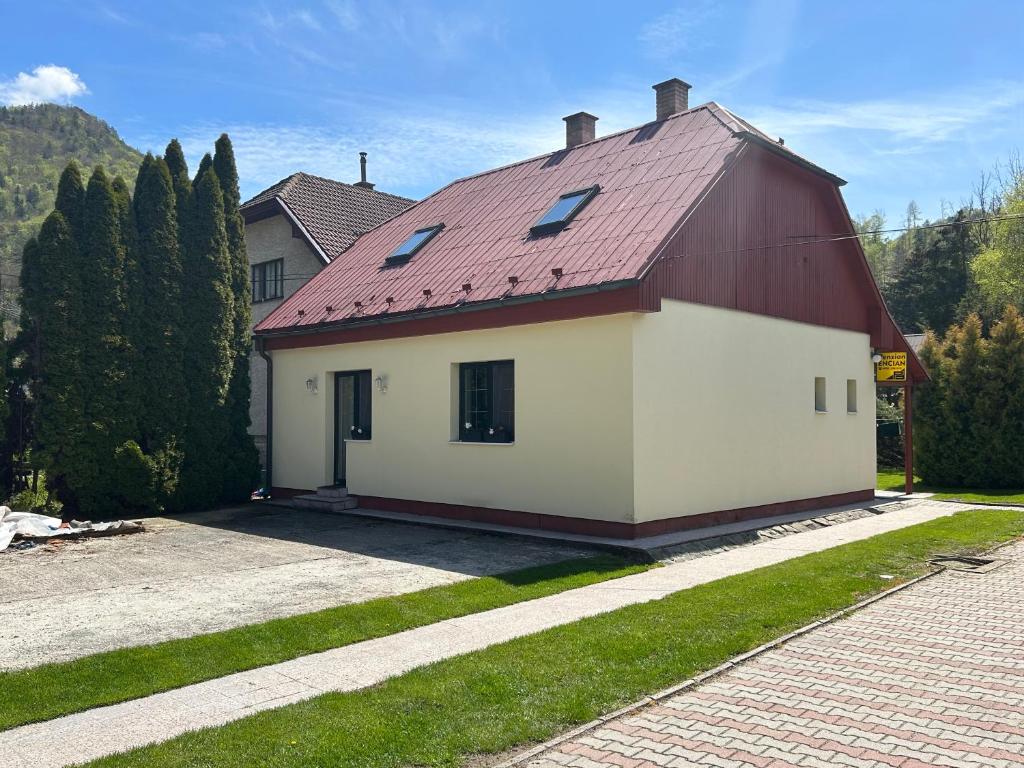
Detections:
175,163,235,510
73,166,135,515
214,134,259,501
164,139,192,234
54,161,86,240
976,306,1024,487
32,211,85,514
913,332,952,484
131,154,186,505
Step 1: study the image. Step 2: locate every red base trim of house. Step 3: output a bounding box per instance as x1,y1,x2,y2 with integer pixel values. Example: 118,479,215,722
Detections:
352,489,876,540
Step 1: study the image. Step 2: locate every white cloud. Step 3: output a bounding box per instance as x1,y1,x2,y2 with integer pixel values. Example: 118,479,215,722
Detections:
138,105,563,202
0,65,89,106
746,83,1024,145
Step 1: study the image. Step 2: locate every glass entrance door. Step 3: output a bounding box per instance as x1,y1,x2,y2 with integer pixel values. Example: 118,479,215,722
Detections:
334,371,371,485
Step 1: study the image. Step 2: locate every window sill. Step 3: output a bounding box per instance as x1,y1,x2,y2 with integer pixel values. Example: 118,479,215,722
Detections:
815,410,828,414
344,438,372,444
449,440,515,446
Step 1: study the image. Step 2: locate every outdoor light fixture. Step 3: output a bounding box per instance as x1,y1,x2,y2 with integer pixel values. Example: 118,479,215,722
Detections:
305,375,318,394
374,374,388,394
871,353,883,364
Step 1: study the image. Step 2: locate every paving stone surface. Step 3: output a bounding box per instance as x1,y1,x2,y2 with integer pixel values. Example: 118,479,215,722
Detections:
0,498,977,768
524,538,1024,768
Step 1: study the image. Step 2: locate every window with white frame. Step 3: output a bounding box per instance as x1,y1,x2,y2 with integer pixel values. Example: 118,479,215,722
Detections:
847,379,857,413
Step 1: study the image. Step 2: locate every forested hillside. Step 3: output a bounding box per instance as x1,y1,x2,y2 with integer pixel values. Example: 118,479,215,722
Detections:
855,154,1024,338
0,104,142,317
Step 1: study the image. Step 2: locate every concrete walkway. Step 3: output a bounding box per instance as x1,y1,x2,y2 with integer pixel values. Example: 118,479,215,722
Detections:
0,498,974,768
521,537,1024,768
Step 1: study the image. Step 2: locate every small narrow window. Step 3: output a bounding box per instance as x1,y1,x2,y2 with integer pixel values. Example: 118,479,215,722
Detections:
251,258,284,302
847,379,858,413
459,360,514,442
814,377,827,413
530,185,600,236
384,224,443,267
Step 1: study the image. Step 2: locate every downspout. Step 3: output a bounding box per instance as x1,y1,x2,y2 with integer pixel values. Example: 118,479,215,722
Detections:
256,335,273,494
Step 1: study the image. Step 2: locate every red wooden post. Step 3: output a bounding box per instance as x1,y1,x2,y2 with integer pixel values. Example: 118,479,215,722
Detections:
903,383,913,495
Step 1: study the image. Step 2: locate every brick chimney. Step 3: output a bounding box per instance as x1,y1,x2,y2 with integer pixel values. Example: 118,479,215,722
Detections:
563,112,598,149
653,78,691,121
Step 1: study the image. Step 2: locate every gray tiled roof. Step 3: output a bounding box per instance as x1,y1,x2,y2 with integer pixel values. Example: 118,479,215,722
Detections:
241,172,414,259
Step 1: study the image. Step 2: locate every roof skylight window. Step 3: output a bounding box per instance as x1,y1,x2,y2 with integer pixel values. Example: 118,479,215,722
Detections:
383,224,443,267
530,185,600,236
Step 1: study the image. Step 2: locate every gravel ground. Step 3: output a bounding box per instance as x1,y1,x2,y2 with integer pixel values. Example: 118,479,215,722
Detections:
0,504,588,670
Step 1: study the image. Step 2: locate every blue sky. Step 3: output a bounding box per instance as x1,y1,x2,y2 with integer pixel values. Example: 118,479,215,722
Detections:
2,0,1022,225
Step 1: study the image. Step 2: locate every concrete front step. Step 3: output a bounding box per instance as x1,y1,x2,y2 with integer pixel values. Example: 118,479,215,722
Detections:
315,485,349,498
293,494,359,513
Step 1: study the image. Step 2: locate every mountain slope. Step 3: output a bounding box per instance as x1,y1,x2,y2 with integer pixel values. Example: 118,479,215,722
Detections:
0,104,143,316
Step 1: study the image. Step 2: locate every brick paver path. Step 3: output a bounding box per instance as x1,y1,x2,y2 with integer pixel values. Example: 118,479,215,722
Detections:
525,538,1024,768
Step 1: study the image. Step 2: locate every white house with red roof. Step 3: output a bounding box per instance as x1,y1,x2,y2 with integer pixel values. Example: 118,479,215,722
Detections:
254,78,923,539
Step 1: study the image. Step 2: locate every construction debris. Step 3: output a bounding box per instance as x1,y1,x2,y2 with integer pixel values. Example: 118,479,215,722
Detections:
0,507,143,552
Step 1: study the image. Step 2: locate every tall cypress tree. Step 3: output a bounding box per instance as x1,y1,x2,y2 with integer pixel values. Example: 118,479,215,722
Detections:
131,154,187,504
33,211,86,515
54,162,86,241
175,162,235,510
71,167,135,514
164,139,192,229
214,134,260,501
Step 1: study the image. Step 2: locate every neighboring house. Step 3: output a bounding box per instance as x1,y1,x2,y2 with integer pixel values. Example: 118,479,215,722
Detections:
241,165,414,466
253,78,925,538
904,333,927,353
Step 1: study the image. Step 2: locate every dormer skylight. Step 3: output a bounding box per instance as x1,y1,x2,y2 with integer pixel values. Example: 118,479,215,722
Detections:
383,224,444,267
530,185,600,236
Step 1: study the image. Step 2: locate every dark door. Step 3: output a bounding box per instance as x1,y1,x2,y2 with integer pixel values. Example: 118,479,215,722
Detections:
334,370,372,485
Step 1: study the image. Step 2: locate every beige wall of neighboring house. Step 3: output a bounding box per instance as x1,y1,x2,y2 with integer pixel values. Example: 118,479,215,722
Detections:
270,313,636,522
245,215,326,463
267,302,874,525
630,300,876,524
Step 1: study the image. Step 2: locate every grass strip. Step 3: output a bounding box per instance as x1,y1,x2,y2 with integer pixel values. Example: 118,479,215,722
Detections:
84,509,1024,768
0,553,649,731
877,468,1024,503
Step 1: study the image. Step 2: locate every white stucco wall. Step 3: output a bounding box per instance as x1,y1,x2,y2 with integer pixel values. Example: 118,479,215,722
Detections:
245,214,326,461
631,299,876,523
270,313,636,522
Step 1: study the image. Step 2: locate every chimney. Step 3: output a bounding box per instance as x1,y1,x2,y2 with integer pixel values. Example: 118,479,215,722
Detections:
653,78,691,121
354,151,375,190
563,112,598,149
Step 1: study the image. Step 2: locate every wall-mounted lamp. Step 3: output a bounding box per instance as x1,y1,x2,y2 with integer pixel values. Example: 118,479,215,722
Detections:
374,374,388,394
871,353,883,364
305,375,318,394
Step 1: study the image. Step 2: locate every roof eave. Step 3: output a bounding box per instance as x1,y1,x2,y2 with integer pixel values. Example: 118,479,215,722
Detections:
241,196,332,265
254,278,640,339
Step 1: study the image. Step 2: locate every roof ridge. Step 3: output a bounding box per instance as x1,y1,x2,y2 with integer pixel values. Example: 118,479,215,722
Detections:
292,170,415,204
441,103,719,188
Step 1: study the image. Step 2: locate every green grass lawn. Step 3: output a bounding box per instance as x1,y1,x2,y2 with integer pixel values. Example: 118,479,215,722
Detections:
0,554,649,731
81,509,1024,768
877,468,1024,503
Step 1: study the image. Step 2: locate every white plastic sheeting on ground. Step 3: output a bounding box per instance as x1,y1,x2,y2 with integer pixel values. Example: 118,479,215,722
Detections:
0,507,143,551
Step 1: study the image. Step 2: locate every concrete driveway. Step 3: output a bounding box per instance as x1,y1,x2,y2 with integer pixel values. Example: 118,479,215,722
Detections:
0,505,588,670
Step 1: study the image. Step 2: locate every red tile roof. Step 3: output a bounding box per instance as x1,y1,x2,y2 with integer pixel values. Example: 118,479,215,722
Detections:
254,103,836,333
241,172,414,260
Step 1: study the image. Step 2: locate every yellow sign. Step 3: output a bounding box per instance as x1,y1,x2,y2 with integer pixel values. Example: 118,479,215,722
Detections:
876,352,907,383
